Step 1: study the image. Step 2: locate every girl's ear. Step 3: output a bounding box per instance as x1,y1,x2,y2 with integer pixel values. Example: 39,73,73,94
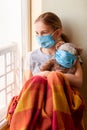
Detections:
56,28,62,37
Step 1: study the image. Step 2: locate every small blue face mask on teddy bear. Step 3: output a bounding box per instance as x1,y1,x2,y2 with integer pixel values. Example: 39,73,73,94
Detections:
55,49,77,68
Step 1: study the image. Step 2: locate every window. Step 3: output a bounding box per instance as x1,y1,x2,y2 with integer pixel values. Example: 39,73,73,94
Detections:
0,0,22,124
0,0,22,47
0,0,41,126
0,43,20,122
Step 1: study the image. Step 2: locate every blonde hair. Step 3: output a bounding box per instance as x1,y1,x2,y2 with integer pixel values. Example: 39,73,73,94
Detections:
35,12,62,31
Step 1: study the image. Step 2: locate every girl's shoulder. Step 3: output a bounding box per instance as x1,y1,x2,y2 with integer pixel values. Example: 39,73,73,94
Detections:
25,48,41,58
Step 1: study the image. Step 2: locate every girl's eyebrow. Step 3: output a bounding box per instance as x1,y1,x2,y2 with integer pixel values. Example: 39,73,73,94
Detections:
35,30,48,33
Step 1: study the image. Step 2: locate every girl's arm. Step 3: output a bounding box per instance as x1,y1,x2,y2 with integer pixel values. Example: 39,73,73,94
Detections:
23,70,33,85
23,52,33,84
64,61,83,88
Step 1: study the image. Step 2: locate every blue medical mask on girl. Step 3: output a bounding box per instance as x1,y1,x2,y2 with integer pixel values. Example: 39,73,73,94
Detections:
36,30,57,48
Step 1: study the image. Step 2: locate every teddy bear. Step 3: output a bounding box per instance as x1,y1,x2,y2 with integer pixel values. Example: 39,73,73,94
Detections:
40,43,82,74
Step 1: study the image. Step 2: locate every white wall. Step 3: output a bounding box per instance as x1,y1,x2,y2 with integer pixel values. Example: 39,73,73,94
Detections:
42,0,87,48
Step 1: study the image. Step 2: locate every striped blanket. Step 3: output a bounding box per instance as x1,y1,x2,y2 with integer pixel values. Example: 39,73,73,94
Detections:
6,71,85,130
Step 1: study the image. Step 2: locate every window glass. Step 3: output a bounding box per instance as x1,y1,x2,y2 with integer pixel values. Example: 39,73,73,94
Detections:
0,0,22,122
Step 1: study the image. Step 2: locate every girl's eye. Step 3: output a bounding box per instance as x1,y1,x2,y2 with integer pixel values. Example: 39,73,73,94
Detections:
42,31,48,34
35,32,38,35
35,31,49,36
41,31,49,35
35,32,38,34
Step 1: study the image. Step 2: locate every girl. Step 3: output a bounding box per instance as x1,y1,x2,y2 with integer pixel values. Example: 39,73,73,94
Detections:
23,12,83,88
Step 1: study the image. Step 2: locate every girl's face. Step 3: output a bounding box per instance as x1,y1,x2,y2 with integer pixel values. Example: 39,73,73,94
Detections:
34,21,62,46
34,21,54,36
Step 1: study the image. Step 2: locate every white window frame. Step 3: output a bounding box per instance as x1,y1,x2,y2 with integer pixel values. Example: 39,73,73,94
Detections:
0,0,22,127
0,43,21,123
0,0,32,127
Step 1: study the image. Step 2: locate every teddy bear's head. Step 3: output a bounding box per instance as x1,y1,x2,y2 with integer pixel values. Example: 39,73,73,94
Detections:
40,42,82,73
55,43,82,69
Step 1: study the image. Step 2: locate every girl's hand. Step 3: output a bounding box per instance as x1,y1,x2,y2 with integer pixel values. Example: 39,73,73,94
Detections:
34,71,50,77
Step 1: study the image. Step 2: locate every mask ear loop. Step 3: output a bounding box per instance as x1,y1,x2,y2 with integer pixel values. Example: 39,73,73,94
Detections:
51,28,63,46
51,29,59,36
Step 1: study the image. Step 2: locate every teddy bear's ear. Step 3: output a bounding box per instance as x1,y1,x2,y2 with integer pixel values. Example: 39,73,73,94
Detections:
76,48,83,55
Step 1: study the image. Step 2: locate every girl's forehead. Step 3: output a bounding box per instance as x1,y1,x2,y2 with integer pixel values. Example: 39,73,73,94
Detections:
34,21,53,31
